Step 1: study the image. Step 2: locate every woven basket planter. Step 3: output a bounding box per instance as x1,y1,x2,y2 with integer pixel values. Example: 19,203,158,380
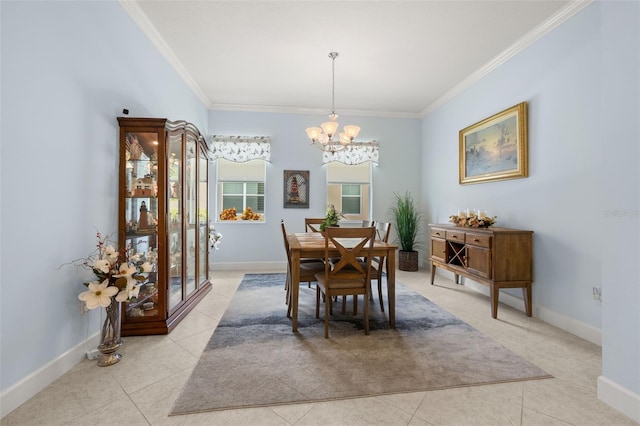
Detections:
399,250,419,271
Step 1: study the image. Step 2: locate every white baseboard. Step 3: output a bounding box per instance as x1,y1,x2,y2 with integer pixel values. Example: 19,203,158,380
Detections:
597,375,640,423
434,270,602,346
0,333,100,419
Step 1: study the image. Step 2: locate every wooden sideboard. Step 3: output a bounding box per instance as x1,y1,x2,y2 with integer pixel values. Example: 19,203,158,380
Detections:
429,224,533,319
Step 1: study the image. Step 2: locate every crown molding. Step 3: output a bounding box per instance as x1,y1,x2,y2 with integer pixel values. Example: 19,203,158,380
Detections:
420,0,594,117
118,0,212,109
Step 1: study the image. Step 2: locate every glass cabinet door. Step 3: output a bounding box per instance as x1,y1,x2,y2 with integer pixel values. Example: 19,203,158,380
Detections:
185,137,197,296
168,132,183,311
123,131,159,320
198,150,208,285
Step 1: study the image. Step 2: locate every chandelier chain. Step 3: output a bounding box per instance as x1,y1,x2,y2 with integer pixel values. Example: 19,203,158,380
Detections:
331,53,336,114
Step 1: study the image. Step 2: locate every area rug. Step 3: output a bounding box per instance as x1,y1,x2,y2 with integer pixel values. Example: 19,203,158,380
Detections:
170,273,551,415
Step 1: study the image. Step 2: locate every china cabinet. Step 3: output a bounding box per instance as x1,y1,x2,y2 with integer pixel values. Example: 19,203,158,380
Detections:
429,224,533,319
118,117,211,335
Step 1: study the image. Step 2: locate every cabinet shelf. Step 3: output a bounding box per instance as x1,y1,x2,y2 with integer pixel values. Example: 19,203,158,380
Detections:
118,117,212,336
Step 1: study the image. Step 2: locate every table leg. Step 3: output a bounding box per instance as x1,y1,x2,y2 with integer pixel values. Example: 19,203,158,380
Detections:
387,248,396,328
490,282,498,319
291,251,300,332
523,283,532,317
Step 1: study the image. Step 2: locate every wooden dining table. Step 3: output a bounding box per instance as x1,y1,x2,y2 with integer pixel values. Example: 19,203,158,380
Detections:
287,232,398,332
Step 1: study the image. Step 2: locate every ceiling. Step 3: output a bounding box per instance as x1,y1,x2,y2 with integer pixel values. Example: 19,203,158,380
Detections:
125,1,581,118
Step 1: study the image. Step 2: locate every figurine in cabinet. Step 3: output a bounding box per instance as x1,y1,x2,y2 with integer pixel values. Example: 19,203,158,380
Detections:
138,201,155,230
132,174,157,197
129,135,143,160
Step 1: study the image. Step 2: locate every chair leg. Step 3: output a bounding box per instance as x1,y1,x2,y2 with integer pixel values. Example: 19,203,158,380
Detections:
315,286,320,318
341,295,347,314
364,290,370,335
324,292,330,338
377,266,385,312
353,295,358,315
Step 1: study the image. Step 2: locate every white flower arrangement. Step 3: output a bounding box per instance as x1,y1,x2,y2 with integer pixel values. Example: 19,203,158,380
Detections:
209,221,222,251
70,231,153,310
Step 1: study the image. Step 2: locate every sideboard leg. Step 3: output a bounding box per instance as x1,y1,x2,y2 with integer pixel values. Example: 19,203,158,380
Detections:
490,283,498,319
430,264,436,285
523,284,532,317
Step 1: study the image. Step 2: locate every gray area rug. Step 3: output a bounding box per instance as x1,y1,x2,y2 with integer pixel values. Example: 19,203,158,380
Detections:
171,273,551,415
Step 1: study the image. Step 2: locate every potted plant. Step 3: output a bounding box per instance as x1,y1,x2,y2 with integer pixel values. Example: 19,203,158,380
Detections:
319,204,343,232
391,191,422,271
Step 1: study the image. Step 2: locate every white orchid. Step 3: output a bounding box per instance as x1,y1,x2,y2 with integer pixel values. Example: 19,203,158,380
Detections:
209,222,223,251
116,281,140,302
103,244,119,263
114,263,139,288
93,258,111,274
78,279,118,310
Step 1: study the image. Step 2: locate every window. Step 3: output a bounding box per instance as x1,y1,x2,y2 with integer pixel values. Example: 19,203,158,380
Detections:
341,184,361,214
216,159,266,221
326,162,371,221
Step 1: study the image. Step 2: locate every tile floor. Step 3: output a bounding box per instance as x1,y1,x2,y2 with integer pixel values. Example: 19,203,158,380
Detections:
2,268,637,425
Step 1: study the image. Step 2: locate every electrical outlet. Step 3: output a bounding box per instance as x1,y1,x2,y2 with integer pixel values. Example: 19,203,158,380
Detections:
86,349,100,360
592,286,602,302
80,301,88,314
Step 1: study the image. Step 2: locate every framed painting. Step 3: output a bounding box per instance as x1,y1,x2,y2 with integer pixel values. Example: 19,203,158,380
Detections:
459,102,528,185
283,170,309,208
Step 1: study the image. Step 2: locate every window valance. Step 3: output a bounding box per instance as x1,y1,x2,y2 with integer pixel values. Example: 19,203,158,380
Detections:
322,141,379,165
210,135,271,162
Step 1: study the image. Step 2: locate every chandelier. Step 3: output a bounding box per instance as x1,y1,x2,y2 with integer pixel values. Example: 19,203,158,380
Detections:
306,52,360,152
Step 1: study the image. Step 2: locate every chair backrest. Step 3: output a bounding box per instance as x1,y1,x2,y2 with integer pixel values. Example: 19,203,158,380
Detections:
374,221,392,243
323,226,375,284
280,220,292,272
305,217,325,232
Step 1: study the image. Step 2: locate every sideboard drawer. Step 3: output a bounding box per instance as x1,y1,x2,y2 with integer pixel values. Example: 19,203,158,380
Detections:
465,233,491,248
446,230,465,242
431,228,446,239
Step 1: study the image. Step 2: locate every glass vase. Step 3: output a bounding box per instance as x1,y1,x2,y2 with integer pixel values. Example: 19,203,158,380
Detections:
97,297,123,367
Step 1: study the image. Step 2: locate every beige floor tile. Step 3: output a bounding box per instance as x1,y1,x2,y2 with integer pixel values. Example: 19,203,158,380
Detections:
269,402,317,424
413,386,524,425
294,397,414,425
173,326,217,357
523,378,638,425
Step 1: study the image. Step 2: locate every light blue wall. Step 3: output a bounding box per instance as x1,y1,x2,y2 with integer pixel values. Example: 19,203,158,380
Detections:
422,0,639,399
599,1,640,398
0,1,207,394
208,110,422,265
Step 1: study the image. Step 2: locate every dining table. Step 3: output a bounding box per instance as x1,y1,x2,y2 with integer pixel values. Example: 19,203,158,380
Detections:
286,231,398,332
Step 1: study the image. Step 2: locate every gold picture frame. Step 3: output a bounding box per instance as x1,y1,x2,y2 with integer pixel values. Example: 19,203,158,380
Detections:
459,102,528,185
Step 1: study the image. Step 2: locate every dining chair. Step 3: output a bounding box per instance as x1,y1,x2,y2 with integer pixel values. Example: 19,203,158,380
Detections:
314,226,375,338
281,220,325,318
305,217,325,233
364,221,392,311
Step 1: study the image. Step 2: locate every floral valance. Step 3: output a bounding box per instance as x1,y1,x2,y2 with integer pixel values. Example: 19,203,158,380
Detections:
209,135,271,162
322,141,379,165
